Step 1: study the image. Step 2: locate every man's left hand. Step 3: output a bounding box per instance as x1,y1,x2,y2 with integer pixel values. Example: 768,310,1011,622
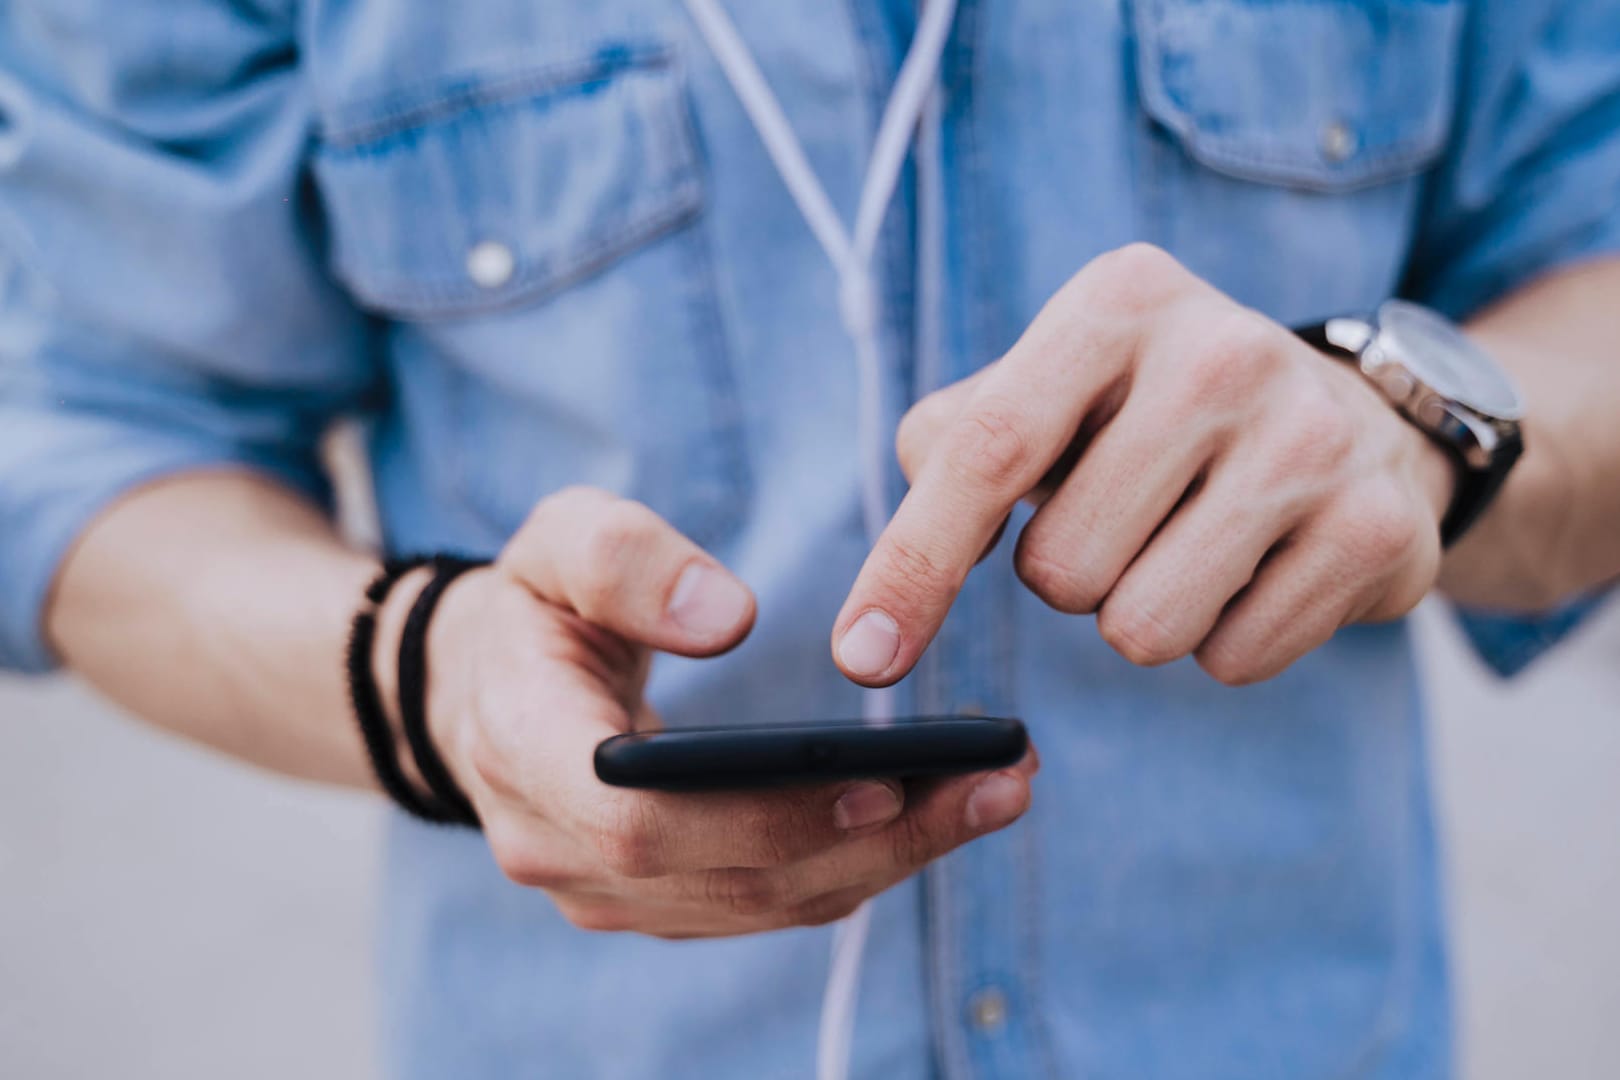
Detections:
833,243,1455,687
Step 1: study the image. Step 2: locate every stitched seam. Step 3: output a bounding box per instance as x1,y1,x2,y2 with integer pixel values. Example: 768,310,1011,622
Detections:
1179,136,1447,184
664,49,750,551
926,0,985,997
319,45,673,148
339,180,702,318
675,209,752,551
1134,0,1454,191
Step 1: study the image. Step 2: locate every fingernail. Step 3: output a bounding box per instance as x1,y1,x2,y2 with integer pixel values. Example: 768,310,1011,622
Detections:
837,610,900,678
668,562,750,638
834,781,903,831
965,773,1027,831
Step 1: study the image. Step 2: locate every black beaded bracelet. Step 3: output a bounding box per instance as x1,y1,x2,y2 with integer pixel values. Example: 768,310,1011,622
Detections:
345,555,483,826
396,555,489,828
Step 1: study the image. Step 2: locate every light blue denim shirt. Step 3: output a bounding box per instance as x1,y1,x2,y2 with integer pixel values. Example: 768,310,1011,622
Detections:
3,2,1618,1077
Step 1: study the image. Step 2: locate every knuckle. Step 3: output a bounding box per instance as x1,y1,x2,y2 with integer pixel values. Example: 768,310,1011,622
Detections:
578,503,659,601
529,485,607,532
1366,564,1434,623
590,497,660,549
1341,482,1422,566
1189,310,1279,398
740,793,826,865
1097,596,1185,667
1109,241,1180,278
1083,243,1183,313
896,392,953,478
946,397,1037,492
595,797,668,879
790,890,865,929
1014,540,1106,615
1265,387,1355,483
546,483,608,512
755,802,809,865
705,868,783,918
880,536,955,600
1196,640,1262,687
487,827,566,890
558,900,633,934
889,810,943,870
572,568,626,620
895,420,924,482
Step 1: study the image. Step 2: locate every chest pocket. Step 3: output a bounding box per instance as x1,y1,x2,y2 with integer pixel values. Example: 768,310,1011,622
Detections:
312,44,749,547
1131,0,1466,321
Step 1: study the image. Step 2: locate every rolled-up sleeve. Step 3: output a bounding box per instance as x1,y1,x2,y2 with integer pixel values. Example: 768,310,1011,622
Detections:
1403,1,1620,317
1400,1,1620,676
0,0,374,673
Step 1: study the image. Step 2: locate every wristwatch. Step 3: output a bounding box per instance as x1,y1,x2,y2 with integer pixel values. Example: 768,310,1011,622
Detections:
1296,300,1525,547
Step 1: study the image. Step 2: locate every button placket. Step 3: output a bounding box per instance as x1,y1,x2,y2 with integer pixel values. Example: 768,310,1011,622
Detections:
919,534,1048,1077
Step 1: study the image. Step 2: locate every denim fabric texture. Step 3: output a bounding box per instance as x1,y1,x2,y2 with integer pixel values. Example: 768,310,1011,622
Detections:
2,1,1618,1077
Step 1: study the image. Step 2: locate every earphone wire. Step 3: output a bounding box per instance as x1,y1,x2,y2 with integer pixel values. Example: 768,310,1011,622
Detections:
682,2,957,1077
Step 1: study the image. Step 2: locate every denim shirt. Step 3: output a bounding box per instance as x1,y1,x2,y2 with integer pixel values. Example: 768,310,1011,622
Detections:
3,2,1618,1077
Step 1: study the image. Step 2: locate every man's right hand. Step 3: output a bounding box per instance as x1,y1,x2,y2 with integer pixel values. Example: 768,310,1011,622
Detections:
414,487,1037,939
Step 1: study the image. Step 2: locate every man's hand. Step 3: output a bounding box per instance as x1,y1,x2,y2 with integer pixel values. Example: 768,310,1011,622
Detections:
833,244,1456,688
422,487,1036,939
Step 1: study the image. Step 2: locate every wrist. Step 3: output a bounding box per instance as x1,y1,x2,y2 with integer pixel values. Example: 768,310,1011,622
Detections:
1319,342,1457,539
1411,430,1457,536
349,555,488,825
420,565,495,796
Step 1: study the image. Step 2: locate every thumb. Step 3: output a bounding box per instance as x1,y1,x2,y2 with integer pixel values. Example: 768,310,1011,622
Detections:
499,487,756,657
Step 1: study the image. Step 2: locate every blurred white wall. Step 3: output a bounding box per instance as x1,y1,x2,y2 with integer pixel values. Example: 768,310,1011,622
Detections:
1,599,1616,1079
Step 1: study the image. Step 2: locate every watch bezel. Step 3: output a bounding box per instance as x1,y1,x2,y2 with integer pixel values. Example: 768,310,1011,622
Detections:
1320,309,1516,471
1374,300,1527,422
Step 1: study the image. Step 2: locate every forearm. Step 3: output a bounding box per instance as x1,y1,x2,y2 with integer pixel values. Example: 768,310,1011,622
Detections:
44,469,384,789
1441,257,1620,610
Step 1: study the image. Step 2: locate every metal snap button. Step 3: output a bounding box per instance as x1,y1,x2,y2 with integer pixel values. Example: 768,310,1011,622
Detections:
967,987,1008,1033
1319,120,1359,164
466,241,516,289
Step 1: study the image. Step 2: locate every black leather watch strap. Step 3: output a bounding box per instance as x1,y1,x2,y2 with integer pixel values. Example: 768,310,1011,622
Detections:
1438,425,1522,547
1292,320,1342,357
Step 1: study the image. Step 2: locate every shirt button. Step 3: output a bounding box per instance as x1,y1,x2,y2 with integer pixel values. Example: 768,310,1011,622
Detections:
1319,120,1359,164
967,987,1008,1033
466,240,516,289
959,701,986,717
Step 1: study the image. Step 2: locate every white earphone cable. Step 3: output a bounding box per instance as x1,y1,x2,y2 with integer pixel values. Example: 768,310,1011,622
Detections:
683,2,956,1078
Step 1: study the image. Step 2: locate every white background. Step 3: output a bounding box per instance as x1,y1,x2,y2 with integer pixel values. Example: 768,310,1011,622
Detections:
2,600,1617,1079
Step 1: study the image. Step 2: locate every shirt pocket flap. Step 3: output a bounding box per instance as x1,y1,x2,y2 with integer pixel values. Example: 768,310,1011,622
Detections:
312,45,703,318
1134,0,1465,193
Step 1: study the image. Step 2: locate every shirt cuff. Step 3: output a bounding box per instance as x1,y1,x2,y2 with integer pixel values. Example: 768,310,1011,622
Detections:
1450,589,1613,678
0,443,329,674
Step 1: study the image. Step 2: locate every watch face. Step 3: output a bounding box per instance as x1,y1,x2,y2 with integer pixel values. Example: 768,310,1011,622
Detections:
1378,300,1525,420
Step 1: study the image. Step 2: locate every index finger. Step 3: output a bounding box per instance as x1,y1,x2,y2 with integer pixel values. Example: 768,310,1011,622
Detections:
832,313,1139,686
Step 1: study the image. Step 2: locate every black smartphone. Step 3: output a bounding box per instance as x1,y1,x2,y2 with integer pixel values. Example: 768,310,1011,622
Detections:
594,714,1027,791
